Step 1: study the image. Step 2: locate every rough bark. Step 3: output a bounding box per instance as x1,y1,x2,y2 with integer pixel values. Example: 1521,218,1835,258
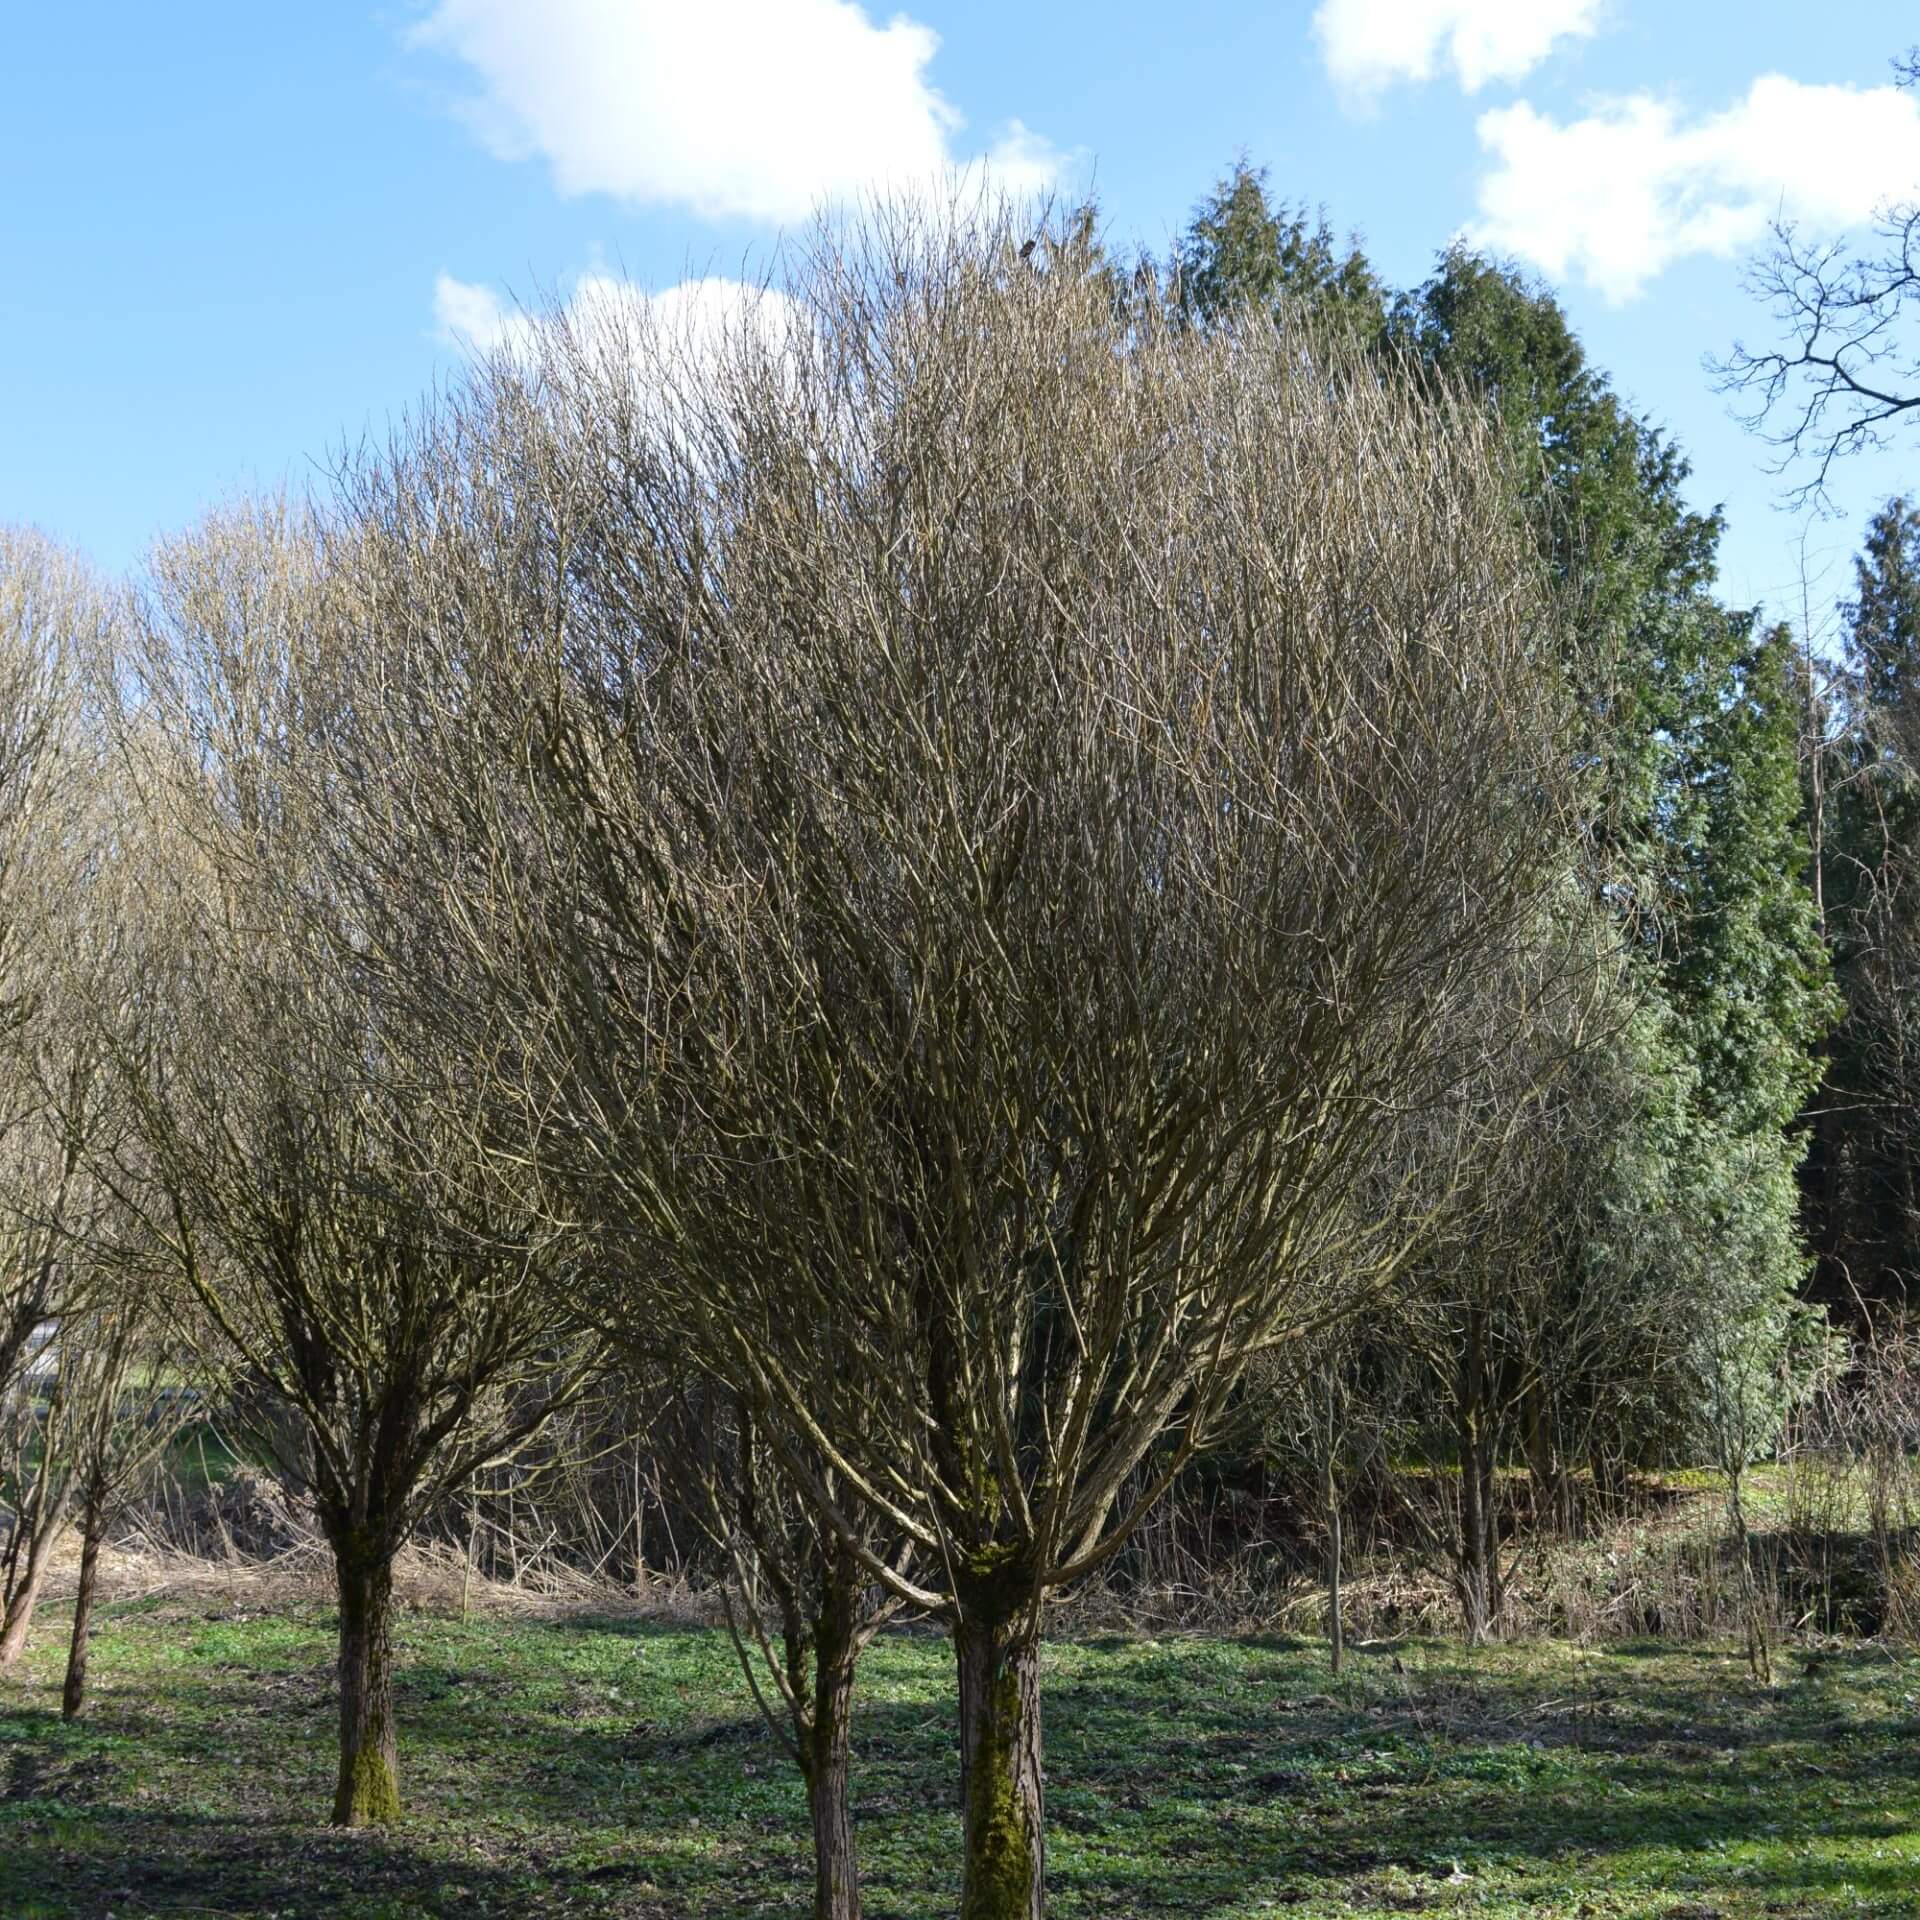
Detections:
60,1492,107,1719
0,1520,55,1672
954,1610,1044,1920
804,1629,861,1920
332,1544,401,1825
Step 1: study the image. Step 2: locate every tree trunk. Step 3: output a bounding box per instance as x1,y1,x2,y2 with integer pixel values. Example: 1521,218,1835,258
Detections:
954,1609,1044,1920
0,1519,56,1672
332,1545,401,1825
1451,1307,1508,1647
1478,1416,1503,1627
1325,1460,1343,1678
1455,1339,1488,1648
1727,1470,1771,1683
61,1494,108,1720
1456,1452,1489,1645
632,1443,648,1602
804,1630,861,1920
460,1482,478,1624
1521,1378,1565,1532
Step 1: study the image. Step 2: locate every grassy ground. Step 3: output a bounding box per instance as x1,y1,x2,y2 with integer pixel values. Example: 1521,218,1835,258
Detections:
2,1580,1918,1918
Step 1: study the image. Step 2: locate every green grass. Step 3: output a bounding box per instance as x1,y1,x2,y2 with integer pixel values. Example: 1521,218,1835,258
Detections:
3,1589,1918,1917
160,1417,263,1494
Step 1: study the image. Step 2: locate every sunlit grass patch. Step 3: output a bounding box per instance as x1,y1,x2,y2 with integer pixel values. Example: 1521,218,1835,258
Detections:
2,1594,1916,1917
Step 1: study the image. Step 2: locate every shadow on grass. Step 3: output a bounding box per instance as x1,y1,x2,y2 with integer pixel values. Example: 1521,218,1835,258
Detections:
0,1802,593,1920
4,1611,1918,1917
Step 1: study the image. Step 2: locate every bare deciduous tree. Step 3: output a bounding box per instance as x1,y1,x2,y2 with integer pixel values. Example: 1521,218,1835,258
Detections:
346,205,1582,1917
670,1378,913,1919
0,528,124,1672
1717,48,1920,500
49,1288,199,1719
0,530,107,1401
107,506,599,1824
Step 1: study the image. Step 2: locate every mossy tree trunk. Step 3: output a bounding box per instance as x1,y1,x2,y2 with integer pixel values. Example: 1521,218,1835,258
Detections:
331,1539,401,1825
60,1479,109,1719
954,1606,1044,1920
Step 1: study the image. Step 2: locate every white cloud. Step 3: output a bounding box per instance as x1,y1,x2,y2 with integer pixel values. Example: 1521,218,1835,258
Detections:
432,272,522,355
434,269,797,374
1314,0,1603,102
433,269,821,473
431,269,822,459
978,120,1069,202
409,0,1066,223
1472,75,1920,302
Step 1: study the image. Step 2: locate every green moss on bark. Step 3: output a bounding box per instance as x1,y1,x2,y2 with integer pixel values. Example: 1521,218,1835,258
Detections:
962,1654,1038,1920
337,1741,401,1825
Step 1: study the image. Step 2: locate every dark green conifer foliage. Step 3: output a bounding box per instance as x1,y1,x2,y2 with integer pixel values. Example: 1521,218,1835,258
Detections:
1810,498,1920,1303
1847,497,1920,721
1396,254,1834,1456
1391,249,1722,868
1172,163,1385,338
1667,618,1836,1140
1171,169,1836,1473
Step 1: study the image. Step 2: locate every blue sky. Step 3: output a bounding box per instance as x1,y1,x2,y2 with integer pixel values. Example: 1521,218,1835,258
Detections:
3,2,1916,626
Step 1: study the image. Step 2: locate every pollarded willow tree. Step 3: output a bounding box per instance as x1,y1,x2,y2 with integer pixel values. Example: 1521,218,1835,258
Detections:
104,505,599,1825
665,1374,915,1920
0,531,106,1401
348,206,1582,1918
301,386,918,1916
0,528,129,1671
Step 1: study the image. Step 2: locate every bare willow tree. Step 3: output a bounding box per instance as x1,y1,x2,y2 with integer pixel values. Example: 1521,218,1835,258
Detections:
0,1323,80,1670
104,505,598,1825
279,395,915,1916
38,712,210,1719
0,1190,164,1681
670,1375,914,1919
1245,1321,1382,1674
1372,909,1637,1642
0,531,105,1400
0,529,124,1671
21,1283,199,1719
0,1050,129,1673
329,206,1578,1916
